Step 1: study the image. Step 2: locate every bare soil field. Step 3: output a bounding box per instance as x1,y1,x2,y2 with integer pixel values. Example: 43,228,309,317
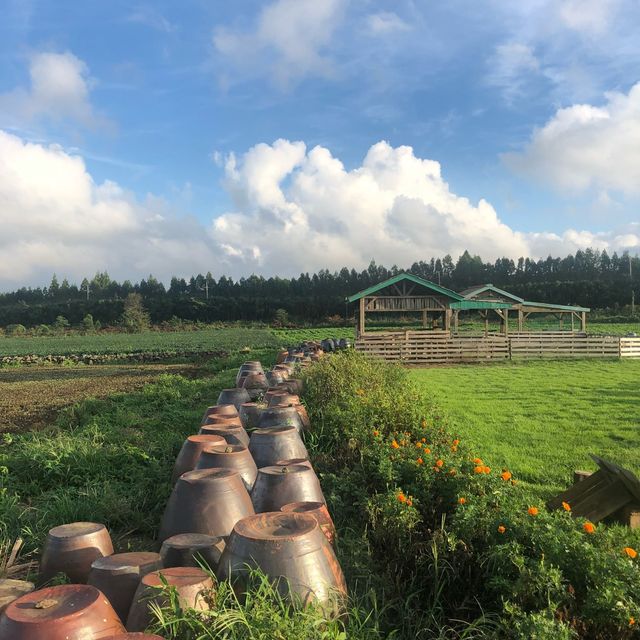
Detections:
0,363,201,432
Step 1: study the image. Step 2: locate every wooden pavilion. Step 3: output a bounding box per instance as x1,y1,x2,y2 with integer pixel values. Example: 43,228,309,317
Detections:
459,284,590,333
346,273,510,336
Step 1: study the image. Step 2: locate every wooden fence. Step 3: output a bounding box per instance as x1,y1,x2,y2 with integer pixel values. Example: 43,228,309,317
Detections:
355,331,640,364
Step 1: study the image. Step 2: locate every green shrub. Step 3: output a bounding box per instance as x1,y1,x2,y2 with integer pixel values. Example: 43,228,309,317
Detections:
6,324,26,336
301,351,640,638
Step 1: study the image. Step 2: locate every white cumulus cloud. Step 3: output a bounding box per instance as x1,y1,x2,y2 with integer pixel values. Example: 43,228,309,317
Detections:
0,131,637,290
0,52,106,130
504,81,640,195
213,0,345,87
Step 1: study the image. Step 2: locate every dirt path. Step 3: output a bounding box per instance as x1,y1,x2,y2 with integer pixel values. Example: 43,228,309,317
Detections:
0,363,202,432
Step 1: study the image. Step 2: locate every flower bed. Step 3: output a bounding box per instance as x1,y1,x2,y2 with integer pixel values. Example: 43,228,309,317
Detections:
302,350,640,638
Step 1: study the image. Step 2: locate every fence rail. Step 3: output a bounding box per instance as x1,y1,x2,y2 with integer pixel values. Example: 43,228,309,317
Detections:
355,331,640,364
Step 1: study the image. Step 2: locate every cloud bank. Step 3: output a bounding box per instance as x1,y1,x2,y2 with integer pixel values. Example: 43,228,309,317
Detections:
0,130,638,290
504,82,640,195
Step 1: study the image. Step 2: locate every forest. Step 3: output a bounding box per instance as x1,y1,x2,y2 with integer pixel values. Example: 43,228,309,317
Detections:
0,249,637,327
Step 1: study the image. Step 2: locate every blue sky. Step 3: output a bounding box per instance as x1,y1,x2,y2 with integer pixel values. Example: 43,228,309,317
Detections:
0,0,639,288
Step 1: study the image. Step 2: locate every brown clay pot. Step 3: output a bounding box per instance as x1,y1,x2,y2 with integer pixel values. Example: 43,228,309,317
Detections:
266,370,286,386
239,372,269,400
160,533,225,570
196,444,258,490
238,402,264,430
199,424,250,447
217,388,251,410
280,378,304,395
0,584,125,639
276,350,288,364
171,434,226,483
39,522,114,584
217,512,346,612
267,393,300,407
274,458,312,468
281,501,336,546
0,580,35,615
251,465,325,513
87,552,162,623
267,397,311,431
248,426,308,469
201,415,243,428
257,407,304,433
126,567,212,632
235,362,264,386
201,404,238,423
159,468,254,542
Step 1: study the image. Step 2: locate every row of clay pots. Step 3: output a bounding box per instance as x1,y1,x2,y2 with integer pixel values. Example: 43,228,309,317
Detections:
160,461,325,541
172,421,309,486
0,353,339,638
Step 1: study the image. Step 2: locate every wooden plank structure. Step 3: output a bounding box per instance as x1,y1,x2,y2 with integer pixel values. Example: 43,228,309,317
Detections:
347,274,511,337
459,284,590,333
548,456,640,527
348,274,638,364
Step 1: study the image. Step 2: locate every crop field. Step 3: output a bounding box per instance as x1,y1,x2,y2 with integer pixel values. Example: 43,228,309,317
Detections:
410,359,640,498
0,327,280,358
0,363,203,432
271,327,354,344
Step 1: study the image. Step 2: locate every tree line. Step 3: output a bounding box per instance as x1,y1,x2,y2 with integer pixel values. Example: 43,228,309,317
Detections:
0,249,637,328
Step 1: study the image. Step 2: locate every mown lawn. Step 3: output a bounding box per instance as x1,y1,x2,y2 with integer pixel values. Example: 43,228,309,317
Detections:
410,359,640,498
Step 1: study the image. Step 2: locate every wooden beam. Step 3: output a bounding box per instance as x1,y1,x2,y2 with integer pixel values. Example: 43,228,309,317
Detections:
453,309,459,333
581,311,586,332
359,297,365,336
445,309,452,332
503,308,509,335
518,309,524,332
422,309,427,328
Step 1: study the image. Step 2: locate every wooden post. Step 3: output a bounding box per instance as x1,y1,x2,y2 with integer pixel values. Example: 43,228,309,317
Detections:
359,297,365,336
571,313,575,332
518,309,523,332
503,309,509,335
559,314,564,330
453,310,459,333
445,309,452,332
581,311,586,333
483,312,489,336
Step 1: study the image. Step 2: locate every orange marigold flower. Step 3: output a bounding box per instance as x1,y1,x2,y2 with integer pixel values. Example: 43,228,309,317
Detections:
373,430,380,437
630,617,636,627
624,547,638,559
458,497,466,505
483,466,491,474
528,506,539,516
406,499,413,507
397,492,407,503
583,522,595,534
424,447,431,454
500,471,512,481
497,525,506,534
436,459,444,468
474,465,484,474
421,437,426,443
562,501,571,512
416,457,424,465
416,442,423,448
453,439,460,446
391,440,400,449
451,445,458,452
473,457,483,465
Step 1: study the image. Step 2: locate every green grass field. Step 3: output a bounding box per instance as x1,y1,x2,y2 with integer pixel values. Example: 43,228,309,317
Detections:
410,359,640,499
0,327,280,357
